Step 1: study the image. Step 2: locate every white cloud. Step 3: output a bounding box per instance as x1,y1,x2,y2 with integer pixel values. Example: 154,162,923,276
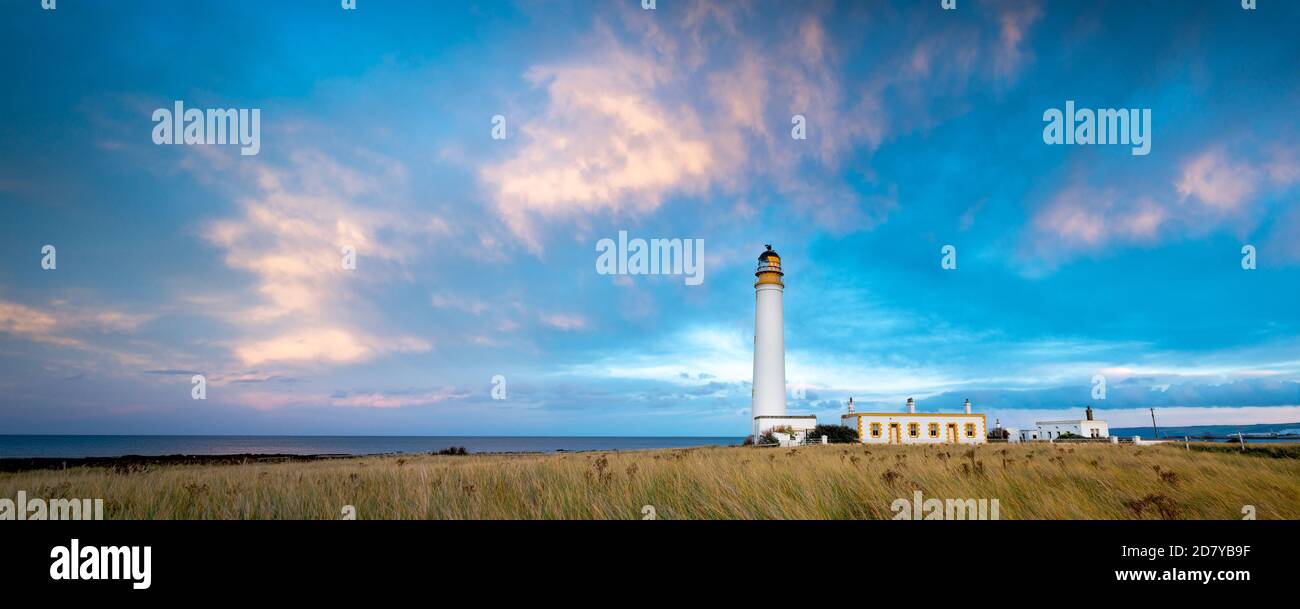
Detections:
200,149,445,366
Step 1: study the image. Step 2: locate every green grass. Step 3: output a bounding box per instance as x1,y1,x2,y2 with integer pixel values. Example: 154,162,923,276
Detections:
2,442,1296,519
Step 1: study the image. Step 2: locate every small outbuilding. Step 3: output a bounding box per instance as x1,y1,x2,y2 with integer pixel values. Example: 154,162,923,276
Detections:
1018,407,1109,441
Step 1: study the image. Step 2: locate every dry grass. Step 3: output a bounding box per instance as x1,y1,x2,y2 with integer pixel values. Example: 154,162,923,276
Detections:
2,443,1296,519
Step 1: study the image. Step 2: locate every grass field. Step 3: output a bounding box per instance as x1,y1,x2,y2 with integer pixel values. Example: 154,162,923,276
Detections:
2,442,1297,519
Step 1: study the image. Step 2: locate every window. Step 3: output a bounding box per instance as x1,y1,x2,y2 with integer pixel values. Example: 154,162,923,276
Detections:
870,422,881,438
965,423,976,438
908,423,920,438
928,423,939,438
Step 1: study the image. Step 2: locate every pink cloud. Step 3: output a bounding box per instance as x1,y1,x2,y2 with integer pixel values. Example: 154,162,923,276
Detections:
0,300,73,346
1026,142,1300,269
1026,187,1167,266
479,5,911,251
1036,195,1107,247
1030,184,1117,252
1176,149,1259,212
195,148,447,367
233,328,430,366
992,0,1043,78
1116,197,1168,241
481,43,716,251
0,299,153,348
1264,147,1300,185
541,313,588,331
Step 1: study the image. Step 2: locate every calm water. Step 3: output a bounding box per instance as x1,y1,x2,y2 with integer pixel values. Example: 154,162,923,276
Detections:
0,435,744,458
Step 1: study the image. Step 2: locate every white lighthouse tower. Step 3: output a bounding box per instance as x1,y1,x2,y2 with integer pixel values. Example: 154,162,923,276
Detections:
751,245,788,436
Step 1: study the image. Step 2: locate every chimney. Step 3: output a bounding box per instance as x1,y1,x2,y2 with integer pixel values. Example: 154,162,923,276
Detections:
964,398,972,414
847,397,854,414
906,397,915,414
1086,405,1094,421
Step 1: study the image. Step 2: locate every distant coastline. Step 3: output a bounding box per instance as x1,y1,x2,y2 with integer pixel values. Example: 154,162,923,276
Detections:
1109,421,1300,439
0,435,744,461
3,422,1296,463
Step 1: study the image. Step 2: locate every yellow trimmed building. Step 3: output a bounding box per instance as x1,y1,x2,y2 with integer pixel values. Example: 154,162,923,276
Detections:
840,397,986,445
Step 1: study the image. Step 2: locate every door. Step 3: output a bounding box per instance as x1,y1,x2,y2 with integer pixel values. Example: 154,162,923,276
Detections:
888,423,901,444
946,423,958,444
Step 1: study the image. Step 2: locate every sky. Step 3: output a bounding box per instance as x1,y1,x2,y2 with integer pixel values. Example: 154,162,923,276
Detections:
1,0,1298,436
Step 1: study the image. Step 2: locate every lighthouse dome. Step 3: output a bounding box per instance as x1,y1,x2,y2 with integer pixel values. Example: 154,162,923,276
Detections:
755,244,784,282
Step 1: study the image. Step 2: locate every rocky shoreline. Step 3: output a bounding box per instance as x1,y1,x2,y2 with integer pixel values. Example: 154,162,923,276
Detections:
0,453,359,473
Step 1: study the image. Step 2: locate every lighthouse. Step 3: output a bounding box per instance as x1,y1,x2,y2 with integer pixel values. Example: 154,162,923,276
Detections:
751,245,788,436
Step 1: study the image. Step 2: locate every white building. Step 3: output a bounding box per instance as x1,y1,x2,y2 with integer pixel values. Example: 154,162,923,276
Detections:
1018,407,1109,441
989,419,1019,442
841,397,986,445
750,245,818,438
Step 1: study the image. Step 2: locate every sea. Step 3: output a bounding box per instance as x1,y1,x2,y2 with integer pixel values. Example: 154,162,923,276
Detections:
0,435,745,459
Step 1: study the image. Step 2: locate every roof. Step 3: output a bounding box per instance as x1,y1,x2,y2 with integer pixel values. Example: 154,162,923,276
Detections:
758,244,780,261
842,412,984,418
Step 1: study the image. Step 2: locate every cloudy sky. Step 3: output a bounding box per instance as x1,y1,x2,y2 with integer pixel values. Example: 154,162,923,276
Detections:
2,0,1298,436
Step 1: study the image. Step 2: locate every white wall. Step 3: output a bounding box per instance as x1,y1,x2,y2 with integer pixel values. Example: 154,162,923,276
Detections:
754,416,816,438
843,414,986,445
751,284,786,424
1080,421,1109,438
1037,422,1081,439
1022,420,1109,440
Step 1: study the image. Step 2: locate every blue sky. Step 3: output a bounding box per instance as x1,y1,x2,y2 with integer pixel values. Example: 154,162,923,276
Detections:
1,0,1298,435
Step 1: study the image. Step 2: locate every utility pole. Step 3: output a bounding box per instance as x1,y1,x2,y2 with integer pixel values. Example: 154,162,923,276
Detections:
1149,408,1159,439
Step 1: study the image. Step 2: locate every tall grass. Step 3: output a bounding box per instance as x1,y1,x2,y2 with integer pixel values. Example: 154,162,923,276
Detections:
1,443,1296,519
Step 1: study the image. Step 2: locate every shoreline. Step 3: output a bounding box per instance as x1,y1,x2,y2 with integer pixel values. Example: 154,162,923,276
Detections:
0,453,364,473
0,446,700,473
0,436,744,465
